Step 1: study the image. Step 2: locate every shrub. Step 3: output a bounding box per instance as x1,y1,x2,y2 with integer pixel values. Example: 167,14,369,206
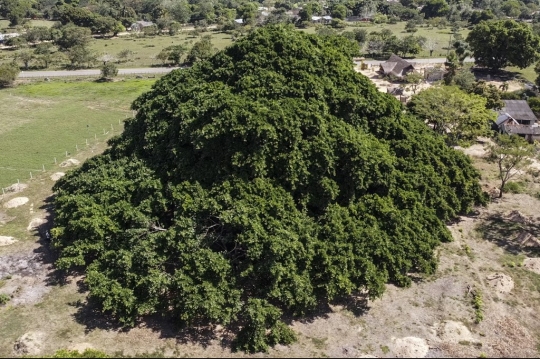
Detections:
0,293,10,305
503,181,526,194
100,62,118,79
52,348,108,358
0,62,20,87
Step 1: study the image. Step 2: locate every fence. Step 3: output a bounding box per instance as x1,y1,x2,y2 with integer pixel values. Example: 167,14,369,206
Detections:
0,118,128,199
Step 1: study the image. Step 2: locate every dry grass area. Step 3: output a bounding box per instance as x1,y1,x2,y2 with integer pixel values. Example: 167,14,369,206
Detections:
1,141,540,358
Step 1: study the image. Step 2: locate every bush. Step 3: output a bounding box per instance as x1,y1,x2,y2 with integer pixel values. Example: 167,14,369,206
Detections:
503,181,526,194
100,62,118,79
52,349,108,358
0,293,10,305
0,62,20,87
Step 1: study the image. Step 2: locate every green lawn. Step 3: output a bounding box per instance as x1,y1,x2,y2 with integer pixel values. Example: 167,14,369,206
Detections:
0,79,155,188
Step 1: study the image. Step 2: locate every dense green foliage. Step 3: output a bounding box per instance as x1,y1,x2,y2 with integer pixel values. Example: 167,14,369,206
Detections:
52,25,487,352
467,19,540,71
408,86,495,145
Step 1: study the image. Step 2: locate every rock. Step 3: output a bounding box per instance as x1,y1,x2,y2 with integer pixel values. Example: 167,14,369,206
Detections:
523,258,540,275
392,337,429,358
486,273,514,294
3,197,29,209
0,236,17,246
59,158,80,168
50,172,65,181
433,320,475,343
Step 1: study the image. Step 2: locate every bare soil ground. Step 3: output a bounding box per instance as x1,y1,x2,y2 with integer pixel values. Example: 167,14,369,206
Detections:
1,142,540,358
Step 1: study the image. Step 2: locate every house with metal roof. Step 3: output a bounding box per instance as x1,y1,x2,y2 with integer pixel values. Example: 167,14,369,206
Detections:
496,100,540,142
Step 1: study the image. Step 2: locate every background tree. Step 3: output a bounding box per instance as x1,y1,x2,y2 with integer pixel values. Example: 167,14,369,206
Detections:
117,49,134,63
423,38,437,57
487,134,537,198
51,25,487,353
0,62,20,87
403,72,424,94
0,0,34,26
100,62,118,79
185,35,214,63
452,67,476,92
467,19,540,71
331,4,348,20
421,0,450,18
14,50,34,70
55,25,92,50
471,80,504,110
407,85,494,145
534,59,540,88
34,42,57,68
444,50,459,85
66,45,96,68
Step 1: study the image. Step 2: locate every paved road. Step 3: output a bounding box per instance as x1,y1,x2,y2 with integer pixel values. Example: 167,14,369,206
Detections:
18,67,180,78
18,57,475,78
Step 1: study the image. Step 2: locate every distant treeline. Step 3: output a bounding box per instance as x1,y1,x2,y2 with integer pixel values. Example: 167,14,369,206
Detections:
1,0,540,32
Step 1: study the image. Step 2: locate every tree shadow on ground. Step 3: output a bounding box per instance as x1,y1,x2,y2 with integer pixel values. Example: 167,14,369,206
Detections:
477,211,540,256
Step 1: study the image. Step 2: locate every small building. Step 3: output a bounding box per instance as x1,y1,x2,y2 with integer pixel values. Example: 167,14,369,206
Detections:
496,100,540,142
130,21,154,32
378,54,416,78
234,18,244,24
0,33,20,44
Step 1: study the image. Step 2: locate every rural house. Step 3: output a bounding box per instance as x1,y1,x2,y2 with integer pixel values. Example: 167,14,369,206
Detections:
378,54,416,78
495,100,540,142
129,20,154,32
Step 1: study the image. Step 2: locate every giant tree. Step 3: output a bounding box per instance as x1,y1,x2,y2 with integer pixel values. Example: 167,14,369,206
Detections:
467,19,540,71
52,25,487,353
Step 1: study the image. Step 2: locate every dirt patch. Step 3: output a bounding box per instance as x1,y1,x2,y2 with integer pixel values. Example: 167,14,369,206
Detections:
50,172,65,181
13,331,46,355
486,273,514,293
0,236,17,246
391,337,429,358
523,258,540,275
0,251,52,306
3,197,29,209
0,211,14,225
59,158,80,168
506,210,532,224
432,320,475,344
459,144,488,158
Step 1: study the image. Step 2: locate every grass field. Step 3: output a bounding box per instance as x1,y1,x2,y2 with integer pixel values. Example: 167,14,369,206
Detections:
0,78,155,188
0,19,55,32
89,29,234,68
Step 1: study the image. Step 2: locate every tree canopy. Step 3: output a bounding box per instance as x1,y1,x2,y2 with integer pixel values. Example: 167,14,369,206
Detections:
408,85,495,145
51,25,487,352
467,19,540,71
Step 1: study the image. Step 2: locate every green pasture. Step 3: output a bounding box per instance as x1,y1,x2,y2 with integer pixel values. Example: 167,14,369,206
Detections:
0,78,155,188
